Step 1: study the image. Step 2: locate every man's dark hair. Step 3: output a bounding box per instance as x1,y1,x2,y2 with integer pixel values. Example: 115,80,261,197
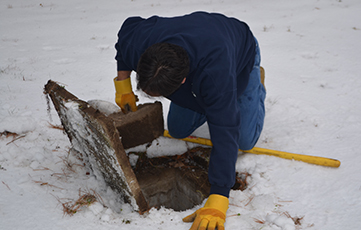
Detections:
136,43,190,97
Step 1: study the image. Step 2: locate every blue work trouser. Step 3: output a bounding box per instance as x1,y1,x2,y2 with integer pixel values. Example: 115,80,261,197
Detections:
167,38,266,150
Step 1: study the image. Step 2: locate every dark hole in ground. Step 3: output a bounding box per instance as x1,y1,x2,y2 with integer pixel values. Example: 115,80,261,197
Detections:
131,147,211,211
131,147,250,211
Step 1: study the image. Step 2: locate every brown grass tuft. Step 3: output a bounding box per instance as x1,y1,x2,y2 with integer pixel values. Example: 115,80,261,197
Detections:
47,122,64,131
0,131,19,138
282,211,304,226
56,189,104,216
253,217,266,224
1,131,26,145
232,172,251,191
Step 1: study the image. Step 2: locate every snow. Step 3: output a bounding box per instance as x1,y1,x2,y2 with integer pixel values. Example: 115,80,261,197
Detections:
1,0,361,229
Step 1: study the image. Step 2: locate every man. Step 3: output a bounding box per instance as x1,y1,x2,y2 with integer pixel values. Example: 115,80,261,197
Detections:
114,12,266,230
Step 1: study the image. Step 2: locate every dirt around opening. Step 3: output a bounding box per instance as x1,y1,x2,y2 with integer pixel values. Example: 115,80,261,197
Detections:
131,146,251,211
131,147,212,211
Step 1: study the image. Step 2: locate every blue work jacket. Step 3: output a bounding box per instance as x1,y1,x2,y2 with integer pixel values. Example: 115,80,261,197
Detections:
115,11,256,197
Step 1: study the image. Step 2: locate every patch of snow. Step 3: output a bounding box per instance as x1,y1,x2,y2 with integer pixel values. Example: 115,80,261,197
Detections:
1,0,361,229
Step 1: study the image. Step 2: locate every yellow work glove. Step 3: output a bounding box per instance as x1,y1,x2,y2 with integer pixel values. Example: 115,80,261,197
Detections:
183,194,229,230
114,77,138,113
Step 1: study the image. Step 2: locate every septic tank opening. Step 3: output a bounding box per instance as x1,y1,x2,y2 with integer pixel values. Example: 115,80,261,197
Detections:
132,147,212,211
44,80,249,213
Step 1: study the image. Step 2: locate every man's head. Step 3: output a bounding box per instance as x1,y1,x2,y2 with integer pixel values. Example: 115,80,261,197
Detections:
136,43,190,97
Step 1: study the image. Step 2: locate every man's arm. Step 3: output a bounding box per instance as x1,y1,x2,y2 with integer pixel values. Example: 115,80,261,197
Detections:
114,70,137,113
116,70,132,81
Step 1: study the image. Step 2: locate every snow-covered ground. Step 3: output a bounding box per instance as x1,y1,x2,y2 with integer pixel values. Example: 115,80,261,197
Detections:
1,0,361,229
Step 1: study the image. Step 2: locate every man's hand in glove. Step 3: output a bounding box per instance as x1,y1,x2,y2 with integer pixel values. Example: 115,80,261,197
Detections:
114,76,138,113
183,194,229,230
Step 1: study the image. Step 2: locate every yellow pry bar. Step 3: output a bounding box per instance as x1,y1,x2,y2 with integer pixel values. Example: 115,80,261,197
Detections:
163,130,340,168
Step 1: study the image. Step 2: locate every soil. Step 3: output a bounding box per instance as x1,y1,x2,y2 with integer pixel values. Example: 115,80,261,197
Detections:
131,147,212,211
131,146,250,211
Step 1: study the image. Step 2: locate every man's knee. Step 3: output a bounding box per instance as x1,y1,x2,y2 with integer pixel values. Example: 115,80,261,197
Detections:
238,137,258,151
238,123,263,151
167,122,192,139
167,103,206,139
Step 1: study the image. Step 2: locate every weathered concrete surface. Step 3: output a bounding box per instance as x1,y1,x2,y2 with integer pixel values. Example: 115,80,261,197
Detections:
44,80,149,213
109,102,164,149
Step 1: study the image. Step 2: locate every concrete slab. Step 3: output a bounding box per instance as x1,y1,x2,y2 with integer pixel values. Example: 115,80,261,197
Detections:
109,102,164,149
44,80,149,213
44,80,213,213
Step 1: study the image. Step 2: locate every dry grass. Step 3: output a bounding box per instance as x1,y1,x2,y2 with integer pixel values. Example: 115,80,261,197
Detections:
2,181,11,191
232,172,251,191
253,217,266,224
33,166,52,171
282,211,304,226
51,150,84,182
0,131,26,145
244,194,255,206
33,180,64,190
58,154,84,173
54,189,104,216
0,131,19,138
47,122,64,131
